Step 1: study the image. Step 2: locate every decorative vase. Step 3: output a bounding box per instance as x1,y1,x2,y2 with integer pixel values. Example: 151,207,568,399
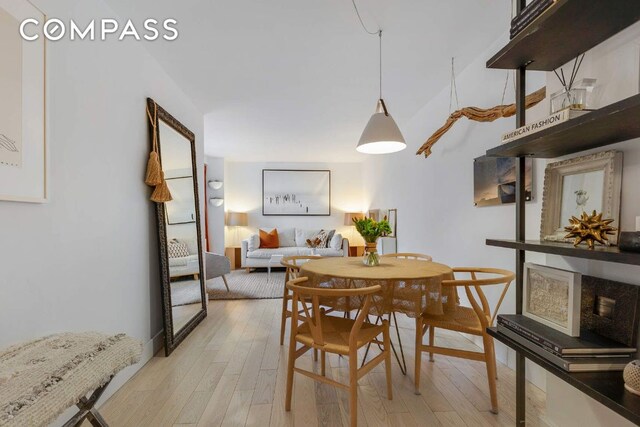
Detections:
624,360,640,396
362,241,380,266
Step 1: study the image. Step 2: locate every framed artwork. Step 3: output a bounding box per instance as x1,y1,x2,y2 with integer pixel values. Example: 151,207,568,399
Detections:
523,263,582,337
0,0,47,202
474,156,532,207
165,177,196,225
262,169,330,216
540,150,623,244
581,275,640,347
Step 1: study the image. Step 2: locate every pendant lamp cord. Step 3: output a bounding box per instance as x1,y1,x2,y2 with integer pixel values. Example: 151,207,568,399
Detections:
351,0,384,105
379,30,383,101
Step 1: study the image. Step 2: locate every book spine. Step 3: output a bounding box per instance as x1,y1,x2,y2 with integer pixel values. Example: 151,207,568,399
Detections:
500,109,569,144
510,0,553,37
511,0,553,25
497,326,570,371
497,316,563,354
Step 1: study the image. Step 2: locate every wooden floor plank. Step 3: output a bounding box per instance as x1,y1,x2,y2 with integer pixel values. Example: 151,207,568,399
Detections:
97,299,546,427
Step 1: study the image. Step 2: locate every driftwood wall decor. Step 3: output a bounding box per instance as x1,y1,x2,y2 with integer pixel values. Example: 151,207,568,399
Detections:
416,87,546,158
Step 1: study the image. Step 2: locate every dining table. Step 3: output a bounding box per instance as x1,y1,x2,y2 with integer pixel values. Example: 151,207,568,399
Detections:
300,256,455,374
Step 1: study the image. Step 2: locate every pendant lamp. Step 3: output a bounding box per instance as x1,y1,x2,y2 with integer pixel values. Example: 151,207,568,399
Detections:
356,30,406,154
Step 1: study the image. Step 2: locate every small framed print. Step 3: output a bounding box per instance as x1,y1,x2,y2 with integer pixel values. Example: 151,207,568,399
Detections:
523,263,582,337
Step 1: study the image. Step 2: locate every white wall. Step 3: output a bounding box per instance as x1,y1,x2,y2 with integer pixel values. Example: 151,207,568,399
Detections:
206,156,225,254
224,161,365,246
0,0,204,419
363,22,640,426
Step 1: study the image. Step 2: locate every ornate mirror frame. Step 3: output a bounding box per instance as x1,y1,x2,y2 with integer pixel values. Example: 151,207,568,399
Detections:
147,98,207,356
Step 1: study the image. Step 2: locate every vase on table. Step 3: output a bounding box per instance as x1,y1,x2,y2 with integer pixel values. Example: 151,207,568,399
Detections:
363,241,380,266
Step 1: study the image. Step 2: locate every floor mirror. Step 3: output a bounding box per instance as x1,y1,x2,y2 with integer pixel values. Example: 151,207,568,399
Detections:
147,98,207,356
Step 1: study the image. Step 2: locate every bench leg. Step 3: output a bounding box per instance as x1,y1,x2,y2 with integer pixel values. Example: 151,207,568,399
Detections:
63,377,112,427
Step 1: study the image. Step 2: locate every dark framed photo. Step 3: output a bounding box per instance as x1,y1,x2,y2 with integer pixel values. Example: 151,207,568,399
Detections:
474,155,532,207
262,169,331,216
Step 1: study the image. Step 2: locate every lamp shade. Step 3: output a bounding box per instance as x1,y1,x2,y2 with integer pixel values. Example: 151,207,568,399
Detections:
226,212,248,226
344,212,365,226
357,100,406,154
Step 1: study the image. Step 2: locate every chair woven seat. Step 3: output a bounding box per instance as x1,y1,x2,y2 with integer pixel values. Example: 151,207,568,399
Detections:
296,315,385,355
423,306,489,335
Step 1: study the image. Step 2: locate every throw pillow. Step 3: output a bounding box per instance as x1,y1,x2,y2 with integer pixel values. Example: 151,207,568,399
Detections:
295,229,320,247
307,229,330,248
259,228,280,248
278,228,296,247
247,234,260,252
329,233,343,250
168,239,190,258
326,229,336,247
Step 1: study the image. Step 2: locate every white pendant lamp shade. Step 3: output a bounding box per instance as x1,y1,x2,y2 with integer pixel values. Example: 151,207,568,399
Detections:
357,99,406,154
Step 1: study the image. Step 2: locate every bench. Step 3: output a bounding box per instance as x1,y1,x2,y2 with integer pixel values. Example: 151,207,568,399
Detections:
0,332,142,427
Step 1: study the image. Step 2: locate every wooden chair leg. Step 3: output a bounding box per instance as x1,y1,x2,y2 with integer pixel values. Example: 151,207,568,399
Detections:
321,351,326,377
490,338,499,380
285,338,296,411
349,349,359,427
383,322,393,400
428,326,435,362
280,294,289,345
483,334,499,414
221,275,230,292
313,348,318,361
414,316,423,395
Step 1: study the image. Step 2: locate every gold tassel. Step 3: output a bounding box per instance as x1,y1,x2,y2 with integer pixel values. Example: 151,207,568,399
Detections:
145,151,162,186
151,172,173,203
145,102,162,186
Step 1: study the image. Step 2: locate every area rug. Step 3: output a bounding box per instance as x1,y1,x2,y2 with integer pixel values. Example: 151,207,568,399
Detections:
170,270,286,305
207,270,285,300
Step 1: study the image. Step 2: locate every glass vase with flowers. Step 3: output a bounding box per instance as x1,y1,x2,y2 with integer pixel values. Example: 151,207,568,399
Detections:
352,216,392,266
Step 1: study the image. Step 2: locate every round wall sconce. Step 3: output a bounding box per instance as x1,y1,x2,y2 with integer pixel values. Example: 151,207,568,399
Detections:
209,198,224,207
208,180,223,190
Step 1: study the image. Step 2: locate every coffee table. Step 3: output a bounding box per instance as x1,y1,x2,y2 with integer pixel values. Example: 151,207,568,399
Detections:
268,254,284,281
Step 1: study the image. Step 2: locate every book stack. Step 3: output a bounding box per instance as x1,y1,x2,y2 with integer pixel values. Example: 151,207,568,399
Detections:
510,0,555,39
497,314,636,372
500,107,590,144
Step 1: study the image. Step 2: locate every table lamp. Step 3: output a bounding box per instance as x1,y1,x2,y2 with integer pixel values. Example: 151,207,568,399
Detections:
226,212,248,246
344,212,365,247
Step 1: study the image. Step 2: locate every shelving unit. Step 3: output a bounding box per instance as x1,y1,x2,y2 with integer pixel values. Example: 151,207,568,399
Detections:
487,0,640,70
487,93,640,158
486,239,640,266
485,1,640,425
487,328,640,426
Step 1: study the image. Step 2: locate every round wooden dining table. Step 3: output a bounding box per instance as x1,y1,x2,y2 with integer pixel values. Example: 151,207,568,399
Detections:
300,256,455,317
300,257,455,375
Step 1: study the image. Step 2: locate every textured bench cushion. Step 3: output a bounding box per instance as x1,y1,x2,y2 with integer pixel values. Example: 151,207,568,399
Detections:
0,332,142,427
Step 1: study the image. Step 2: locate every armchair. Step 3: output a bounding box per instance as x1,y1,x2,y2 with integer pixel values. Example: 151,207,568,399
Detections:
205,252,232,291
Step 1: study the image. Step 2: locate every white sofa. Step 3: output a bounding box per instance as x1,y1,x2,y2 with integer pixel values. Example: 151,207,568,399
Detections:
241,228,349,269
168,238,200,279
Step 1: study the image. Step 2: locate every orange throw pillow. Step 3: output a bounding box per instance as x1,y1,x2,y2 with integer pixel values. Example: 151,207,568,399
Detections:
259,229,279,248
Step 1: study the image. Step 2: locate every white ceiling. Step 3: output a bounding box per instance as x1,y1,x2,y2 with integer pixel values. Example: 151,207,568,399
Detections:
105,0,509,162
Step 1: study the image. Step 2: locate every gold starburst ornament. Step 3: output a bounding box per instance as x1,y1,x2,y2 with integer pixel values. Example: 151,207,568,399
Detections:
564,210,618,250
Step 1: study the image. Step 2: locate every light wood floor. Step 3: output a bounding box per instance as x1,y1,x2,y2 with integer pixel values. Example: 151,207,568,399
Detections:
97,299,548,426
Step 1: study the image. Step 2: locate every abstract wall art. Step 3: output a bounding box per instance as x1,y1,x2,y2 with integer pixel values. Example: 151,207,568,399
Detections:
262,169,331,216
0,0,46,202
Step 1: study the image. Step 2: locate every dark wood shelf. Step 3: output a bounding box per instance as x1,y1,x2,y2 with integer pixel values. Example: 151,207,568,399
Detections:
486,94,640,158
486,239,640,266
487,0,640,70
488,327,640,425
